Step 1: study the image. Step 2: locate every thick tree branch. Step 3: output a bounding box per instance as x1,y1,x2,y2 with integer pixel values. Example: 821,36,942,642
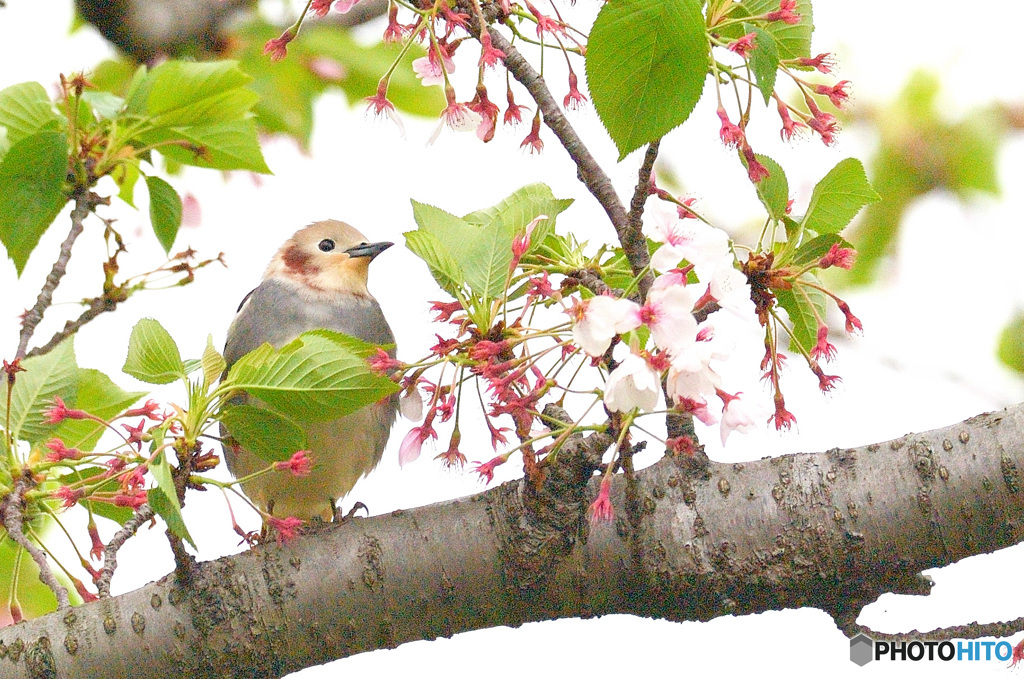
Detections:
1,478,71,610
2,403,1024,676
485,28,655,299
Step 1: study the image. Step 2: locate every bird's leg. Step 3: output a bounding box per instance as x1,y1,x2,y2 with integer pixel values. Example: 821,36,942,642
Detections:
333,500,369,523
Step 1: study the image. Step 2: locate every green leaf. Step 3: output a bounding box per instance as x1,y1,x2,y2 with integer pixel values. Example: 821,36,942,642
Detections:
0,82,62,156
148,449,196,549
801,158,880,235
139,119,271,173
776,279,826,353
80,91,124,120
997,313,1024,376
0,130,69,275
201,335,227,389
225,330,399,423
745,24,779,104
219,404,308,463
462,183,574,250
754,154,788,222
52,369,146,452
403,229,465,298
586,0,708,159
144,175,182,254
1,338,78,444
114,159,141,207
123,318,186,385
730,0,813,61
145,61,253,122
790,234,853,268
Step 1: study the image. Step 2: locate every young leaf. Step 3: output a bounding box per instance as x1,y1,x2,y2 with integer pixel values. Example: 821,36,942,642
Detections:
403,229,465,298
144,175,182,254
790,234,853,268
0,82,62,157
1,338,78,443
148,450,196,549
201,335,227,389
462,183,574,250
145,61,254,125
776,279,826,353
997,313,1024,376
139,119,271,173
586,0,707,159
754,154,789,222
801,158,880,235
745,24,780,105
52,369,146,452
225,331,399,423
0,130,69,275
123,319,187,385
219,404,308,463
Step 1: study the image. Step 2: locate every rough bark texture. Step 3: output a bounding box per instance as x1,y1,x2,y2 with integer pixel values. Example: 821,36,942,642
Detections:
1,403,1023,678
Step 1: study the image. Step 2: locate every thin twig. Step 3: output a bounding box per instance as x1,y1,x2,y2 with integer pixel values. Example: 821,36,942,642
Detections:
852,618,1024,643
25,294,121,360
16,192,101,360
1,477,71,609
484,28,655,299
97,503,154,597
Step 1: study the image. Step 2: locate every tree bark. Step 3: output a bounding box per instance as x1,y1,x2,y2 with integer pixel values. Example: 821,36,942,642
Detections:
1,403,1023,678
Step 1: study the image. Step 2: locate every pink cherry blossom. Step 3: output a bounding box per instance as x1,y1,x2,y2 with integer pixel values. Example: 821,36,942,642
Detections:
412,52,455,87
718,390,762,445
640,284,698,358
603,353,660,413
647,205,730,271
570,295,641,357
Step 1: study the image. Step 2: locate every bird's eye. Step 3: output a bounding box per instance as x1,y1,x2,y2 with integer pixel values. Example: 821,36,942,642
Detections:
318,239,336,252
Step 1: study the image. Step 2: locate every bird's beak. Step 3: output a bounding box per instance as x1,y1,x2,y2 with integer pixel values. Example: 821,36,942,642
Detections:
345,241,393,260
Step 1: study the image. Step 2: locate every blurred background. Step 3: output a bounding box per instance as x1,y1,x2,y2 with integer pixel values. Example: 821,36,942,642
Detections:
1,0,1024,676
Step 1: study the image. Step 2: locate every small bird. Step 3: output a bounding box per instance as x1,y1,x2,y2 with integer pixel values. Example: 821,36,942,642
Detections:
222,220,397,520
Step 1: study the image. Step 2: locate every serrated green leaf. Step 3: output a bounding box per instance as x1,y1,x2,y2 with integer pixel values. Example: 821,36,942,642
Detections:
144,175,182,254
728,0,813,61
148,450,196,549
0,130,69,275
586,0,708,159
146,61,252,120
745,24,779,104
754,154,788,221
139,119,271,173
801,158,880,235
52,369,146,452
123,319,186,385
0,82,62,156
403,229,465,298
997,313,1024,376
790,234,853,268
219,404,308,463
2,339,78,443
776,279,826,353
225,330,399,423
463,183,573,254
201,335,226,389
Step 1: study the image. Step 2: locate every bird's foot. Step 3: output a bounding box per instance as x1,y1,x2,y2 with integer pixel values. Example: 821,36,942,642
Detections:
333,501,369,523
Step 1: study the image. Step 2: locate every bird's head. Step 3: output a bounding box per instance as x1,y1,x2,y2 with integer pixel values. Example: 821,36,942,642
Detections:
264,220,393,297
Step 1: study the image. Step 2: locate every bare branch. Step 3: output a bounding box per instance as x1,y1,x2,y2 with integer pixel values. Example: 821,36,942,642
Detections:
627,139,660,238
16,192,101,360
97,504,155,597
25,295,121,360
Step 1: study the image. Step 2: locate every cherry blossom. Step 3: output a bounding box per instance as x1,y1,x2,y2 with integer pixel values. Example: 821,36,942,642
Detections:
648,205,730,271
570,295,641,357
603,352,660,413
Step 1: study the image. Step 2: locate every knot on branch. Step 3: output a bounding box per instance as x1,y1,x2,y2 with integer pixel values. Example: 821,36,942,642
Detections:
493,405,611,591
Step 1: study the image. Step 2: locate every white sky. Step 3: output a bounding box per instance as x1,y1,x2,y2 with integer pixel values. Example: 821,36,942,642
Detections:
2,1,1024,677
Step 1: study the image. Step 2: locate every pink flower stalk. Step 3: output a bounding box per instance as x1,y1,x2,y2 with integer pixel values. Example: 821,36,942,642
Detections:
589,476,614,523
819,243,857,270
765,0,800,24
741,142,770,183
398,420,438,467
521,113,544,154
728,32,757,58
54,485,84,509
472,454,508,484
772,392,797,431
796,53,835,74
836,298,863,334
810,362,842,393
478,31,505,68
44,438,83,462
44,396,89,424
814,80,851,108
468,86,500,143
810,325,837,363
716,106,744,147
263,29,295,62
717,389,760,445
603,353,661,413
563,71,587,110
365,80,405,135
274,450,313,477
504,85,526,126
777,100,806,141
267,516,303,543
124,399,161,419
113,491,148,509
